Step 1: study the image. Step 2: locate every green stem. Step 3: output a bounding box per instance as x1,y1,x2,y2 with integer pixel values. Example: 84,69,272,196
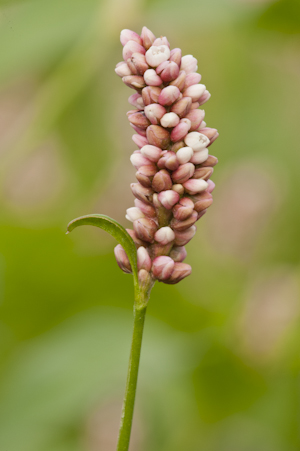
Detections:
116,288,149,451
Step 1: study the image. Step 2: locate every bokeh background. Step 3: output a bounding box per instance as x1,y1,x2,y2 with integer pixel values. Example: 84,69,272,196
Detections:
0,0,300,450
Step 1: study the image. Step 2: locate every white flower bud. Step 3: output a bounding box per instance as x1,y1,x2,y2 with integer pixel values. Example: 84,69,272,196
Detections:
146,45,171,67
176,146,194,164
183,84,206,102
115,62,131,77
184,132,210,151
190,148,209,164
143,69,163,86
160,112,180,128
126,207,145,222
154,226,175,245
181,55,198,74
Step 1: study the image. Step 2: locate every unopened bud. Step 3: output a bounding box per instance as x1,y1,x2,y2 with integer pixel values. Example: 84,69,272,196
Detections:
154,226,175,245
183,84,206,102
193,166,214,180
170,118,191,142
138,269,152,290
130,151,153,169
172,184,185,196
191,102,200,110
176,146,193,164
171,162,195,184
137,246,152,271
131,183,153,204
169,246,187,262
152,169,173,192
141,27,156,50
184,132,210,151
146,125,170,149
140,144,162,162
132,134,148,148
199,127,218,140
115,62,132,77
152,256,175,281
171,210,198,231
164,262,192,284
184,73,201,88
183,179,208,195
114,244,132,273
144,104,166,125
136,164,157,187
123,40,146,61
160,112,180,128
190,148,208,165
172,197,194,220
158,190,180,209
207,132,219,147
170,97,192,118
126,228,149,248
170,71,186,91
133,217,158,243
185,109,205,131
126,207,145,222
198,90,211,105
144,69,163,86
174,225,196,246
127,53,149,75
134,198,156,217
142,86,161,105
158,86,181,106
123,75,146,90
130,124,146,136
169,48,182,66
198,121,206,129
128,93,145,109
181,55,198,74
207,180,215,193
157,61,179,82
128,111,150,129
153,37,170,47
157,151,179,171
192,191,213,212
198,155,218,167
120,29,143,46
146,45,170,67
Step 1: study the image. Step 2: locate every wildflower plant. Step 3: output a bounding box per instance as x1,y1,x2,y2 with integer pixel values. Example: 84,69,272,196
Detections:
67,27,218,451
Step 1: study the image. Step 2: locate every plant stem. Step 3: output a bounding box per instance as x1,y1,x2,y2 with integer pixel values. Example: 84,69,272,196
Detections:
116,288,149,451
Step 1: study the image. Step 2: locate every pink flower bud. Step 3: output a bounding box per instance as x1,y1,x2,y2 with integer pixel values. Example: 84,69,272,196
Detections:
199,127,218,140
130,151,153,169
198,155,218,167
164,262,192,284
136,164,157,187
154,226,175,244
152,256,175,281
169,246,187,262
157,61,179,82
171,162,195,184
114,244,132,273
157,151,179,171
183,84,206,102
198,90,211,105
127,53,149,75
146,125,170,149
172,184,185,196
139,268,151,289
198,121,206,129
184,73,201,88
142,86,161,105
128,111,150,129
170,97,192,118
126,228,149,248
176,146,193,164
126,207,145,222
207,132,219,147
152,169,173,192
123,40,146,61
137,246,152,271
170,118,191,142
190,148,209,164
192,191,213,212
134,199,156,217
158,86,181,106
185,109,205,131
144,69,163,86
141,27,156,50
160,112,180,128
144,104,167,125
191,102,200,110
122,75,146,90
128,93,145,109
181,55,198,74
172,197,194,220
153,37,170,47
120,29,143,46
174,225,196,246
115,62,132,77
130,123,147,136
184,132,210,151
171,210,198,231
132,134,148,148
146,45,170,67
158,190,180,209
134,217,158,243
170,71,186,91
131,183,153,204
140,144,162,162
207,180,215,193
193,166,214,180
183,179,208,195
169,48,182,66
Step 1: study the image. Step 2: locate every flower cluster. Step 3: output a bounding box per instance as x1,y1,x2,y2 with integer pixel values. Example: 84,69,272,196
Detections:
114,27,218,285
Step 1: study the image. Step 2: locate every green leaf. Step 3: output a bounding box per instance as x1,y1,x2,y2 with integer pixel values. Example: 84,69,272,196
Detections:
67,214,138,292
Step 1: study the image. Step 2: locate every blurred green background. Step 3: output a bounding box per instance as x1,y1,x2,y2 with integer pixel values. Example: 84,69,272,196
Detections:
0,0,300,450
